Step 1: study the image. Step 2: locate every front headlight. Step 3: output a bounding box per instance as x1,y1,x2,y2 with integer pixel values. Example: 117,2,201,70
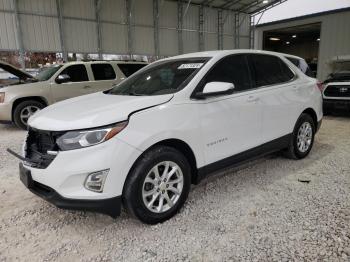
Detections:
56,121,128,151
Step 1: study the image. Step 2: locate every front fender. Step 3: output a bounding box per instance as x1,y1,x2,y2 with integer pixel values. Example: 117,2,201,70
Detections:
117,103,206,168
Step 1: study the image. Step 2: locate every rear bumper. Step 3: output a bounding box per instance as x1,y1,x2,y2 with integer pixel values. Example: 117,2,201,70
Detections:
29,178,121,218
323,99,350,111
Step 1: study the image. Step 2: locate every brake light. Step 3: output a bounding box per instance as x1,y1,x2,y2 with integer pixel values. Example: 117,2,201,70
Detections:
316,81,324,92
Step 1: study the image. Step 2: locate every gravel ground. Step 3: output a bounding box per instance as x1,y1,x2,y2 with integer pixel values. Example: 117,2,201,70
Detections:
0,116,350,262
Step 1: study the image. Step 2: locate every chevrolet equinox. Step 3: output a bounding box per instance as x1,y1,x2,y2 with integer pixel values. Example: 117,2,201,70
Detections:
9,50,323,224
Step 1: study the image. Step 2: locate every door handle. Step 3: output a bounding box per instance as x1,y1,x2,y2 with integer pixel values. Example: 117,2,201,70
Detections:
247,96,259,102
83,85,92,89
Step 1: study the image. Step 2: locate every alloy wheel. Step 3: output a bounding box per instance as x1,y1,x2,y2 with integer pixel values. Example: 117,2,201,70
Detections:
297,122,313,153
142,161,184,213
20,105,40,126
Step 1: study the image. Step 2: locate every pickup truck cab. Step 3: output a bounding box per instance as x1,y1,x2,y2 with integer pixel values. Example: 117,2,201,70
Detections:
0,61,147,129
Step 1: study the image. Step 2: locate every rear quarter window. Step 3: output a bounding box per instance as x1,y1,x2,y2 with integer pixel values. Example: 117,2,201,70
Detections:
91,63,116,80
249,54,294,87
285,56,314,78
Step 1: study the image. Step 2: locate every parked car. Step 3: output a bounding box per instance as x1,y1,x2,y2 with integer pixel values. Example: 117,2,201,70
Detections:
322,71,350,114
9,50,323,224
0,60,147,129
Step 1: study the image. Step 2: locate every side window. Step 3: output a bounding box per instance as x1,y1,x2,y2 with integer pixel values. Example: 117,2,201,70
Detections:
60,64,88,82
117,63,147,77
91,64,116,80
249,54,294,87
279,59,295,80
201,55,252,92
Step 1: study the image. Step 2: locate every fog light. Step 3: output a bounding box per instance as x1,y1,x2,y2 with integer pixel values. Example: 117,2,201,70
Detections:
84,169,109,193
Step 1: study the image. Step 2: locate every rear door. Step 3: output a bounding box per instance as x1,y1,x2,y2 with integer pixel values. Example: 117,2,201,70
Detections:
247,54,299,143
193,54,263,165
50,64,90,102
88,63,118,92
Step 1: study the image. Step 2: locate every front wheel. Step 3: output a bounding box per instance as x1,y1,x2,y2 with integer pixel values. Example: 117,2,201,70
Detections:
13,100,45,130
123,146,191,224
285,113,315,159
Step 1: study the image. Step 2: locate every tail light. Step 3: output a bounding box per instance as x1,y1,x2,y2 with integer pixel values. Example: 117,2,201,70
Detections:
316,81,324,92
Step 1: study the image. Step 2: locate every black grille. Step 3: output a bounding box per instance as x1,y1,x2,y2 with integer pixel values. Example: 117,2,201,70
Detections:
324,85,350,98
25,128,61,169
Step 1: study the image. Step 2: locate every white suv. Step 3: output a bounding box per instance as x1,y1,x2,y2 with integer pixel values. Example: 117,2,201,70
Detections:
0,61,146,129
10,50,323,224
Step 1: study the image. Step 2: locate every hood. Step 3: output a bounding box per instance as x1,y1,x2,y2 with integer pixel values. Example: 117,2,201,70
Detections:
0,61,35,80
28,92,173,131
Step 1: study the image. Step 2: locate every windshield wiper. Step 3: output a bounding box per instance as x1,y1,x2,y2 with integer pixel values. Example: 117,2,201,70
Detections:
128,91,144,96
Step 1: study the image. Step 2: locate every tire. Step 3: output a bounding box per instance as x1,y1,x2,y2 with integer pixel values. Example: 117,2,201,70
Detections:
123,146,191,224
285,113,315,159
13,100,45,130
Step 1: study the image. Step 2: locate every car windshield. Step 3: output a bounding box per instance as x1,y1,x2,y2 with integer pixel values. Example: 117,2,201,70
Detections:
36,65,63,81
108,58,208,96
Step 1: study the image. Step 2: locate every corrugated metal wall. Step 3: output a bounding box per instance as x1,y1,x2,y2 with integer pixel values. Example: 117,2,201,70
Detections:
0,0,251,58
254,9,350,81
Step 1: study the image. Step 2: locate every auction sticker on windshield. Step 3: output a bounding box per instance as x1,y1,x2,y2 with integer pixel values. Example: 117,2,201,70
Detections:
178,63,203,69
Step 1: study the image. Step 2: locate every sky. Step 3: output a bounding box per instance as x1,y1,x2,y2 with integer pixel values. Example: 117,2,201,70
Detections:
257,0,350,24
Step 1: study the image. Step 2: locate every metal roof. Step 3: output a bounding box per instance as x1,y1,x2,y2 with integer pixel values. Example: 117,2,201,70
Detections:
173,0,287,14
256,6,350,27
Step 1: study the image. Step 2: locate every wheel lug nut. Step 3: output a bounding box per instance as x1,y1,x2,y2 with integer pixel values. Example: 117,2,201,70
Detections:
166,184,169,188
157,189,160,192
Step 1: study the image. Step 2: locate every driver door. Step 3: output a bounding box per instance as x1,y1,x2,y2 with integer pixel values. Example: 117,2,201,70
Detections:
193,54,263,165
50,64,90,102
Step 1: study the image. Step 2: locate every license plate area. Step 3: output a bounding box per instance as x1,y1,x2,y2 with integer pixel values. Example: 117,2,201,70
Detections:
19,163,33,188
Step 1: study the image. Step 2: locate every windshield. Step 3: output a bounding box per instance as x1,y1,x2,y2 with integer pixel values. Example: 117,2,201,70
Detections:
36,65,63,81
108,58,208,96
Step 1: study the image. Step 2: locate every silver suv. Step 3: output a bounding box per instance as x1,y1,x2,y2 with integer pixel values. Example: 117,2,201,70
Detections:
0,60,147,129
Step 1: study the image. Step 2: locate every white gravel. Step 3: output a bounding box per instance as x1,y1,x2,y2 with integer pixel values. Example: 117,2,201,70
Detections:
0,116,350,261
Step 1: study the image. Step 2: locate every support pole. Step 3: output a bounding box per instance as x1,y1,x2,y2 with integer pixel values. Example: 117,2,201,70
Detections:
234,12,239,49
95,0,102,59
13,0,25,69
177,0,183,55
249,15,255,49
217,9,223,50
153,0,160,58
126,0,133,59
198,5,204,51
56,0,68,62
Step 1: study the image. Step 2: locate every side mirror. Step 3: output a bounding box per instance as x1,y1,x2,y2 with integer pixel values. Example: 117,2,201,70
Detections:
55,74,70,84
196,82,235,98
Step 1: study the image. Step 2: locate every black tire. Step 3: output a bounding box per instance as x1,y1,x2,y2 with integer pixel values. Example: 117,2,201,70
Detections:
13,100,45,130
285,113,315,159
123,146,191,224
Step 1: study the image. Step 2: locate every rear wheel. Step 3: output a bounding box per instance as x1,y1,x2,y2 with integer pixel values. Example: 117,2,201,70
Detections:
123,146,191,224
285,113,315,159
13,100,45,130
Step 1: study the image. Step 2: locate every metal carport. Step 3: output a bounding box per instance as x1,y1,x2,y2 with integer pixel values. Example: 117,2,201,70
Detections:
0,0,286,68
